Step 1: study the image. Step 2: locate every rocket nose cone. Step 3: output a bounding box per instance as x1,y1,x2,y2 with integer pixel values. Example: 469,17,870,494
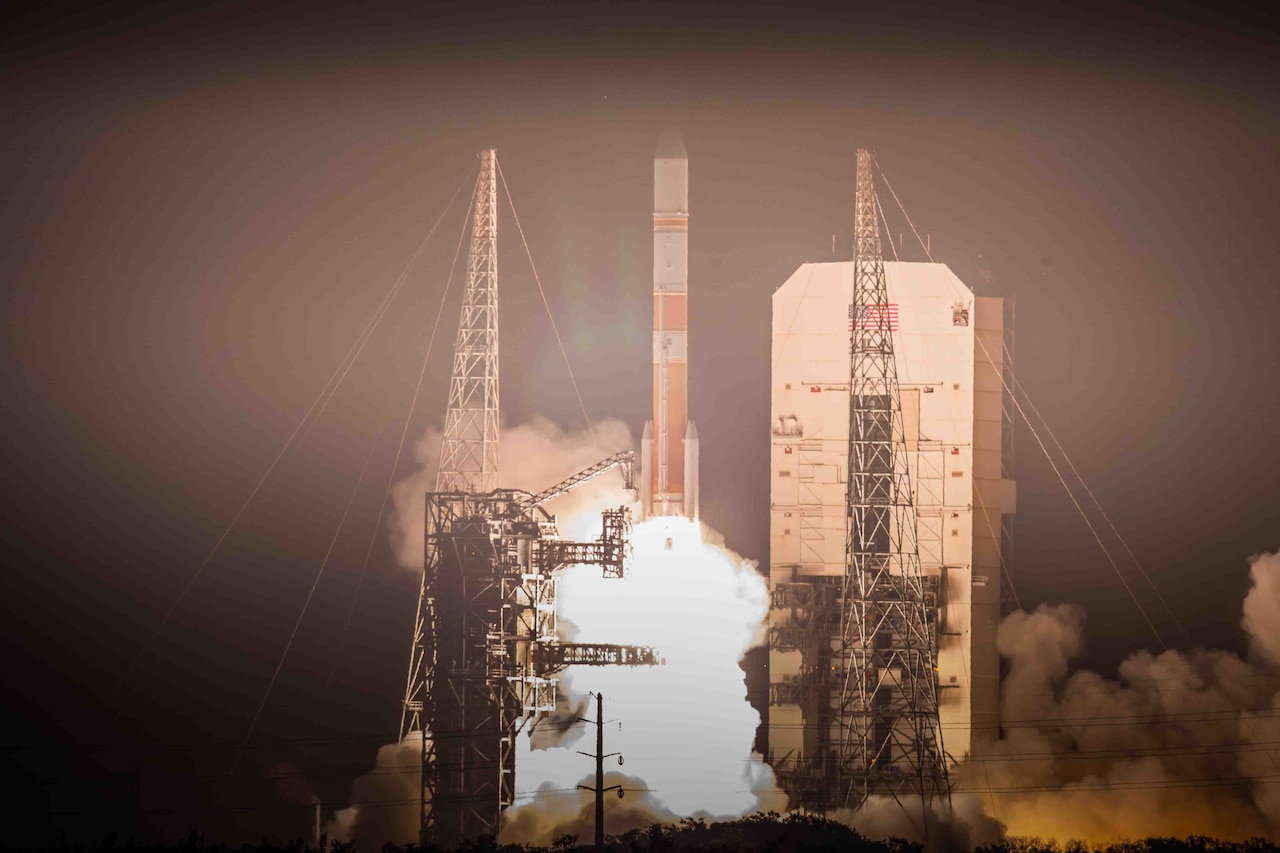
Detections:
656,126,686,159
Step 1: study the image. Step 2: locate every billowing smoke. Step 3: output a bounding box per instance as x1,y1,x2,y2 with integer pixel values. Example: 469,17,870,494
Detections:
500,771,681,844
502,515,779,845
325,732,424,845
832,794,1004,852
389,417,635,572
954,548,1280,843
339,405,1280,849
336,418,776,847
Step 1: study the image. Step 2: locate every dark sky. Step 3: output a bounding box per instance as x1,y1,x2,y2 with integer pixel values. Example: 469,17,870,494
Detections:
3,1,1279,847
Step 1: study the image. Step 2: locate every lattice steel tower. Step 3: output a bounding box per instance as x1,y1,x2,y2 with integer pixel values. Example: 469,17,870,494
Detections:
398,151,656,848
399,149,501,839
834,150,949,816
437,149,499,493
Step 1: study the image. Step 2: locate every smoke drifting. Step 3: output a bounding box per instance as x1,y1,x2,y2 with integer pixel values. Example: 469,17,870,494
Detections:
390,417,636,572
335,419,777,848
833,794,1004,851
326,732,424,845
960,548,1280,843
503,516,778,845
337,413,1280,849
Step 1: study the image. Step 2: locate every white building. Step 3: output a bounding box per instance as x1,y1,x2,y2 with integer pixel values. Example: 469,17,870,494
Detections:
768,260,1013,785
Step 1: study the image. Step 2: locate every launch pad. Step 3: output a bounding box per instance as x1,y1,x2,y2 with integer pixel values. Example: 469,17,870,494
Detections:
400,480,661,847
398,149,663,847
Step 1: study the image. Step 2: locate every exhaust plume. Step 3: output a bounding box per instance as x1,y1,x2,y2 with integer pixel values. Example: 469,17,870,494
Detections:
503,515,778,845
339,409,1279,849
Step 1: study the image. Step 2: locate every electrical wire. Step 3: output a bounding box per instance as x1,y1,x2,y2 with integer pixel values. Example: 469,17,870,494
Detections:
45,788,659,819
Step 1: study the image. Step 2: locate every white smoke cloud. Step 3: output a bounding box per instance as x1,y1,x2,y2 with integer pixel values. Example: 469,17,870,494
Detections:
345,406,1280,850
502,515,779,845
340,417,778,848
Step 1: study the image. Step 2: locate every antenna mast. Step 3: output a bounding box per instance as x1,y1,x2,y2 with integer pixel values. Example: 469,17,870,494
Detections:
437,149,500,492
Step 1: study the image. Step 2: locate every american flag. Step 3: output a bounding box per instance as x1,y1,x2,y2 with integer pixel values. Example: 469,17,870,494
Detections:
849,303,899,331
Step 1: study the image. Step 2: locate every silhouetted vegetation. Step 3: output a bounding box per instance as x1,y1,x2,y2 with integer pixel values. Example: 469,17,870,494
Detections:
33,818,1280,853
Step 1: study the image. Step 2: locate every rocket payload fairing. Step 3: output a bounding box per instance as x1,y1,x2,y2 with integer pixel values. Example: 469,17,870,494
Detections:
641,127,699,521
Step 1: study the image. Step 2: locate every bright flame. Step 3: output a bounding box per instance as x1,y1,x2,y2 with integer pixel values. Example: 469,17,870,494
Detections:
507,516,778,836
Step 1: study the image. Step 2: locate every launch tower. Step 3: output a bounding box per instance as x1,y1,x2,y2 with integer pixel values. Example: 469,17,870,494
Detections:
834,150,949,811
769,152,951,819
399,151,659,847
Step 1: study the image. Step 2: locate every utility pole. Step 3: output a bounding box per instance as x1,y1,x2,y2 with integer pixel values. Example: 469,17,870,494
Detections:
577,693,624,850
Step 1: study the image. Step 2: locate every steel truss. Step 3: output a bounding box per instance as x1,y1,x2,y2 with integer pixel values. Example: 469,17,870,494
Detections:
788,150,951,818
400,148,655,847
437,149,500,494
771,150,953,812
525,451,636,510
399,488,652,847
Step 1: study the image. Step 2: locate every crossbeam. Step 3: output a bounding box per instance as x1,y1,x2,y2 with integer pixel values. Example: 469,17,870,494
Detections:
526,451,636,508
537,643,662,668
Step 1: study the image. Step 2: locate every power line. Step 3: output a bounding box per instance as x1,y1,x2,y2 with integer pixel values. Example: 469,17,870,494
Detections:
42,767,1280,822
45,788,658,820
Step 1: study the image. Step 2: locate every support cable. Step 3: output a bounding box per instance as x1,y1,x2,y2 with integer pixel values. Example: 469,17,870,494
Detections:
108,172,471,711
322,186,476,706
495,160,594,436
232,419,386,772
873,155,1167,650
876,192,900,261
238,163,477,767
1009,360,1190,643
1003,339,1164,648
873,157,934,263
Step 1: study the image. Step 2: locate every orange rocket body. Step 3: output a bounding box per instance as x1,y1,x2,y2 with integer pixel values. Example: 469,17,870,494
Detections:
641,128,699,520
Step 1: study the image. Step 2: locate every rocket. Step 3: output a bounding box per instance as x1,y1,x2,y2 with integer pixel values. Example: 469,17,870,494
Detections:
641,127,699,521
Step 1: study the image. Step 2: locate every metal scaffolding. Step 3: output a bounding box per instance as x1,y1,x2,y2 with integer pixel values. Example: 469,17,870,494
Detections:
832,149,949,815
437,149,500,494
398,149,656,847
400,489,649,847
